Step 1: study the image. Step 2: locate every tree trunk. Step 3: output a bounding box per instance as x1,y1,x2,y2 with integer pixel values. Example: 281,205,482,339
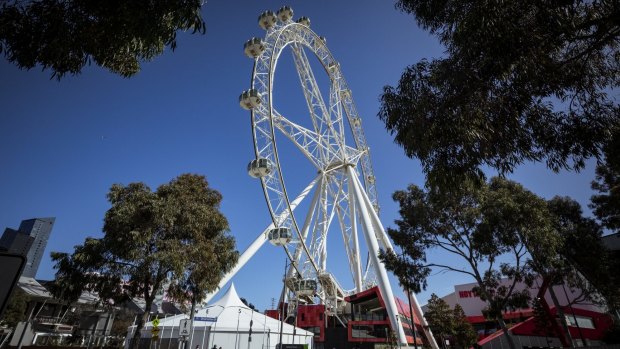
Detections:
131,299,153,349
496,318,517,349
186,297,197,349
548,285,574,347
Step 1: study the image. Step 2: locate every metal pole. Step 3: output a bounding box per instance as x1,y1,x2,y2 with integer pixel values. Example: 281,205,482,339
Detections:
16,304,36,349
407,289,418,349
235,309,241,349
561,284,586,346
278,259,288,349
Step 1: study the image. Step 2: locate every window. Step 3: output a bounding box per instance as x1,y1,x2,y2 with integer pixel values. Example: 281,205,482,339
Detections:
565,315,595,329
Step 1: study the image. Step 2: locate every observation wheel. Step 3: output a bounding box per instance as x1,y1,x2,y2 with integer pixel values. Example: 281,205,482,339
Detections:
239,7,410,344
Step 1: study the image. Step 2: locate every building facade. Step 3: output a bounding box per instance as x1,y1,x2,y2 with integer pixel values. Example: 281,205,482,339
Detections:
18,217,55,278
426,278,613,347
0,217,55,278
0,228,34,256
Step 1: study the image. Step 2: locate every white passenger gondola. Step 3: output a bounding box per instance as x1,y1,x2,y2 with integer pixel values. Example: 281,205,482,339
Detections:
268,227,292,246
293,279,317,296
258,11,277,30
247,158,273,178
244,38,265,58
276,6,293,22
239,89,261,110
296,17,310,27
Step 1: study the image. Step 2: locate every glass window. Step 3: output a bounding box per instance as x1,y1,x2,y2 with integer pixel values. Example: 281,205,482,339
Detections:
565,315,595,329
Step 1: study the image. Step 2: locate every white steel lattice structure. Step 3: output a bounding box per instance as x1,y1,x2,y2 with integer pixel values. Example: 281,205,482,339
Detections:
206,8,438,349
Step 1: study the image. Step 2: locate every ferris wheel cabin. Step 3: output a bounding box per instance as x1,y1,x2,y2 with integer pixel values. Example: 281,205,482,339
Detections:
247,158,272,178
258,11,277,30
244,38,265,58
239,89,261,110
268,227,292,246
276,6,293,22
293,279,318,297
296,17,311,27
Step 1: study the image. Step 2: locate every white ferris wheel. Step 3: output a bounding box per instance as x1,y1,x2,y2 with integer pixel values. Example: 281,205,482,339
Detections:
206,7,437,348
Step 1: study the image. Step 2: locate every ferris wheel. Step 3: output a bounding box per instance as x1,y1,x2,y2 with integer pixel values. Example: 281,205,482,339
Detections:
206,7,437,348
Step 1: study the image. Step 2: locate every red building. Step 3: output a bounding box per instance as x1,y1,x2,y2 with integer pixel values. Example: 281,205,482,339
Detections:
428,278,614,348
264,286,426,349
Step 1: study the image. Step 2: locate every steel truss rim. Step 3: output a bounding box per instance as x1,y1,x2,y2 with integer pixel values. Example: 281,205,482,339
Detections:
249,20,379,298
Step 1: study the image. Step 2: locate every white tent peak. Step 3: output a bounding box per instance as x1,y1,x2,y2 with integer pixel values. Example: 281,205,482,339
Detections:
209,283,249,309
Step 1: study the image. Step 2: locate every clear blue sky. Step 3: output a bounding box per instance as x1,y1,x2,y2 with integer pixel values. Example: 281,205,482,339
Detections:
0,0,599,311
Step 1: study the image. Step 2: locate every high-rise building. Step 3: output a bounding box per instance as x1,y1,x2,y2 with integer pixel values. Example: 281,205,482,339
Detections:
18,217,55,278
0,217,55,278
0,228,35,256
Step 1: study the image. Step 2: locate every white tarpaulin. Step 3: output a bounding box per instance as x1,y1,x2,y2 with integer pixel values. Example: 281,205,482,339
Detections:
127,284,313,349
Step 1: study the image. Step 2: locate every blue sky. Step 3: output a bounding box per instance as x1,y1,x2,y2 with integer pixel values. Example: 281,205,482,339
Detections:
0,0,599,311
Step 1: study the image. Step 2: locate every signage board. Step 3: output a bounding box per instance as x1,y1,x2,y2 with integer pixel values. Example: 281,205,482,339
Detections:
194,316,218,322
0,253,26,319
179,319,192,336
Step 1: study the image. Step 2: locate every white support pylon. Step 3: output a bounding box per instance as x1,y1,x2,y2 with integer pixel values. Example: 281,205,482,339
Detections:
346,165,407,346
204,176,319,304
351,171,440,349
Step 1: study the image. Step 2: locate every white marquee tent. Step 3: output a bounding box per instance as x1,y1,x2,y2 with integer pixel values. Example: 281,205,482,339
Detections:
127,284,313,349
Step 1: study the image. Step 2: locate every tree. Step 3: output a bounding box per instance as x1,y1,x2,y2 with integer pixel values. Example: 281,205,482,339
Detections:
50,174,238,349
424,294,453,348
547,196,620,312
0,289,29,328
591,127,620,232
452,304,477,349
0,0,205,79
531,297,556,341
240,297,257,311
423,295,476,349
379,0,620,189
380,177,562,349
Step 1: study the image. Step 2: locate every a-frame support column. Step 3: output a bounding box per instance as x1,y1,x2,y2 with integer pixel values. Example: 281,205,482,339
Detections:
346,165,407,346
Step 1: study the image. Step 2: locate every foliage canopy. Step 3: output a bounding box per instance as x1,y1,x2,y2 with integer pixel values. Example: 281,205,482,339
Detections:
0,0,205,78
591,128,620,232
379,177,563,349
50,174,238,349
379,0,620,188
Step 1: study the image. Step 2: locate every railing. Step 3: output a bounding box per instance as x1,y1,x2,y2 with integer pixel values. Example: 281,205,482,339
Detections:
34,316,65,324
352,313,387,321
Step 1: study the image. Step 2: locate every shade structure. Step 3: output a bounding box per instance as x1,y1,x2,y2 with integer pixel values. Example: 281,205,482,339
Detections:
127,284,313,349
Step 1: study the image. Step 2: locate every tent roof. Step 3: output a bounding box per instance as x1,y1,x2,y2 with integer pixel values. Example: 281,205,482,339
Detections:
139,283,312,336
208,283,248,309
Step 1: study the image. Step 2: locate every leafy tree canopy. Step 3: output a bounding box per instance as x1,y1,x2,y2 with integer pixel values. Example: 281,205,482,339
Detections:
452,304,477,349
0,0,205,78
0,290,29,328
50,173,237,349
379,177,562,349
423,295,477,349
547,196,620,310
591,127,620,232
380,0,620,188
424,294,454,341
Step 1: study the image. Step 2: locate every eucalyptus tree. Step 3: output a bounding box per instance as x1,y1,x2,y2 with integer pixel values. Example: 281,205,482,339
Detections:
0,0,205,78
380,177,562,349
591,128,620,233
379,0,619,189
51,174,238,349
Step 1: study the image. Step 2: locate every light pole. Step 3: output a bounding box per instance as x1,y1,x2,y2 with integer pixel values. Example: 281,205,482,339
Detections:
407,289,418,349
